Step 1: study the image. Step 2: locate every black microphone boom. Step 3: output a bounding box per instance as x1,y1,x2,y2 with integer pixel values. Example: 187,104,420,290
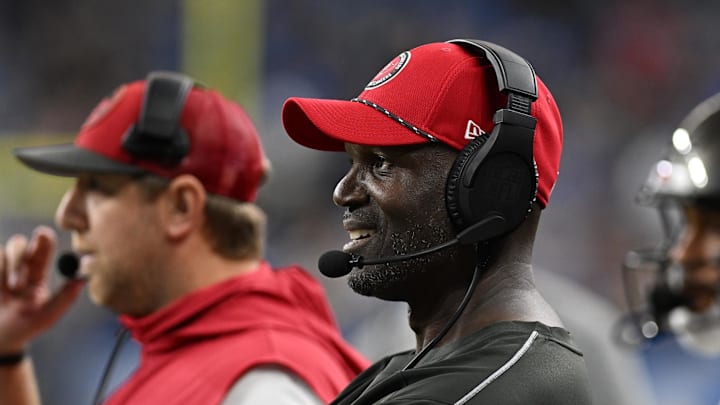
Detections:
318,238,460,278
317,217,503,278
318,250,356,278
57,252,81,280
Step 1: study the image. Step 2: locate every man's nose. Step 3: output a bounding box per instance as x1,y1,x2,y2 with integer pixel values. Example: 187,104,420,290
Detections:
55,184,88,232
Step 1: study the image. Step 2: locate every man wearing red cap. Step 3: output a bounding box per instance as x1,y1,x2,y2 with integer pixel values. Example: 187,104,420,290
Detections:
0,71,368,405
282,40,594,404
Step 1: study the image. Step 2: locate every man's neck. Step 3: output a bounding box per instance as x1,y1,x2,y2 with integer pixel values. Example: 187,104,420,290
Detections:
407,264,563,353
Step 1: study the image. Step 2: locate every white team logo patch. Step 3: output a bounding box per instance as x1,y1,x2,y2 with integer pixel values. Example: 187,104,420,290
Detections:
464,120,485,140
365,51,411,90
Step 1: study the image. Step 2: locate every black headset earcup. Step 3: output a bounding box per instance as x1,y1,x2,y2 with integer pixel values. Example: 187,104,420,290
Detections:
446,134,489,231
446,132,535,243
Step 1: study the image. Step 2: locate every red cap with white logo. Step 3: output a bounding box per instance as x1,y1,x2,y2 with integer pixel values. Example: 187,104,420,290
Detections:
281,41,562,208
15,76,269,202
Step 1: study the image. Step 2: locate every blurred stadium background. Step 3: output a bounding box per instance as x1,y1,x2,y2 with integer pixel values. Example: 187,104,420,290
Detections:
2,1,720,404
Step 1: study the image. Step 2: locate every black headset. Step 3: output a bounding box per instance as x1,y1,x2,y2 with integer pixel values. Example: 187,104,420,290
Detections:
444,39,539,244
121,71,195,165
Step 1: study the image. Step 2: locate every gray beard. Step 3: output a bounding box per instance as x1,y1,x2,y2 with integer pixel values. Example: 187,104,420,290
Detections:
346,223,455,300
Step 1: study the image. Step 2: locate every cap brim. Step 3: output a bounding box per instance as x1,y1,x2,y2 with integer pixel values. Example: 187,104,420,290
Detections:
281,97,431,151
13,144,146,177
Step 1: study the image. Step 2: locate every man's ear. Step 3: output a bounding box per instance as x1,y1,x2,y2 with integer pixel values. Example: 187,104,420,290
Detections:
160,175,207,241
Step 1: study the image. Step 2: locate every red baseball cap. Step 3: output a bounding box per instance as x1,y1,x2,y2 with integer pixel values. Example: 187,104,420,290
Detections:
282,41,562,207
14,74,269,202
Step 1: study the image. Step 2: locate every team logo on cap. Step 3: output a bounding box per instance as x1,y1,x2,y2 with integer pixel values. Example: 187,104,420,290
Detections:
365,51,411,90
81,85,127,130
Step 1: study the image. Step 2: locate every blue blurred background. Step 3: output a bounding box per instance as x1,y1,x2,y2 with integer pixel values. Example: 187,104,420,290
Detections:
2,1,720,404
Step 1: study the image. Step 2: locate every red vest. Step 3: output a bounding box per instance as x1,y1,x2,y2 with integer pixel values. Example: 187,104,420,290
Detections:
104,263,369,404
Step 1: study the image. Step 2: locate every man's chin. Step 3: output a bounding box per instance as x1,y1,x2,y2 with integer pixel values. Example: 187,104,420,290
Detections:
347,266,408,301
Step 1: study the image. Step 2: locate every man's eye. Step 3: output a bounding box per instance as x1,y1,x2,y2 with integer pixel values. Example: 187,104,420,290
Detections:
372,155,389,170
86,177,103,190
84,176,120,195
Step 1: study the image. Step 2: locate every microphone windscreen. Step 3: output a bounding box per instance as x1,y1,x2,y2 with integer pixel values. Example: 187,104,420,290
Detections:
318,250,353,278
57,252,80,280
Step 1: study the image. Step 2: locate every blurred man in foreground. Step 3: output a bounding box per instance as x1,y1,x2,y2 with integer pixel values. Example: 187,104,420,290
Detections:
0,71,367,405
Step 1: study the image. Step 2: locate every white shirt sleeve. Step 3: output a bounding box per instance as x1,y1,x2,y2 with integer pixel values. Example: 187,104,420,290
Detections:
220,365,325,405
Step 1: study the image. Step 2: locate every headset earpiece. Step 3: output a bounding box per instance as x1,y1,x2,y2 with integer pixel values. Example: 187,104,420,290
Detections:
446,133,490,229
444,39,539,244
122,71,194,165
